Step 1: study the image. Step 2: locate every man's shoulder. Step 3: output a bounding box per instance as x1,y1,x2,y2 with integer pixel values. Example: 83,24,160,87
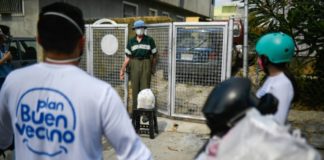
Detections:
271,73,293,90
8,63,39,76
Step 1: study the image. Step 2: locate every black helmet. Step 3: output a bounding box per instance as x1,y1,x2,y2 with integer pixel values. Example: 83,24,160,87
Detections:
202,77,278,137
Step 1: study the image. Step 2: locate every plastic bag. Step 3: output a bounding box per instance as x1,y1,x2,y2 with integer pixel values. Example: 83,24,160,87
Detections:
137,89,155,109
215,108,321,160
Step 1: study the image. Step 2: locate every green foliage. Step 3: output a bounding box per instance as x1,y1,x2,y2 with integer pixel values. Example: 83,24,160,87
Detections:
249,0,324,110
295,77,324,109
249,0,324,73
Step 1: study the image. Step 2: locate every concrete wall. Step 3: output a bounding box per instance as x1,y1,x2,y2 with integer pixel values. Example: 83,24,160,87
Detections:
0,0,39,37
40,0,123,19
159,0,213,17
0,0,212,37
159,0,180,7
214,5,243,20
183,0,212,17
39,0,212,21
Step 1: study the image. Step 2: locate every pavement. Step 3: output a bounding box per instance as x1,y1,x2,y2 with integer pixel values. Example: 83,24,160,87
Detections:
2,115,323,160
103,116,324,160
103,117,210,160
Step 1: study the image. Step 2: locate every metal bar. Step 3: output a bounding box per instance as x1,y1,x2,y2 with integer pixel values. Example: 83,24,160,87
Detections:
85,24,91,73
226,16,234,79
221,24,229,81
171,113,206,120
124,26,129,107
90,24,128,28
173,22,228,26
89,25,94,76
167,23,173,116
171,23,177,117
144,23,172,116
243,0,249,77
146,23,173,27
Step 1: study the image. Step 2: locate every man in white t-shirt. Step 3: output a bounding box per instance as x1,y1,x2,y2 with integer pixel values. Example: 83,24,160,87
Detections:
0,2,152,160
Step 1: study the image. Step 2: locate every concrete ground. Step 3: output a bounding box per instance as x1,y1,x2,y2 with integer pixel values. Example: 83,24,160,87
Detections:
103,116,324,160
103,117,210,160
2,115,323,160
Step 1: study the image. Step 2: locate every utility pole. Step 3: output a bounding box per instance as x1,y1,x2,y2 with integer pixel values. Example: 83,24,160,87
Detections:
243,0,248,77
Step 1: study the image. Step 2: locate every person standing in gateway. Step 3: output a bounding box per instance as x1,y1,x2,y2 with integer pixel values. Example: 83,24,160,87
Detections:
120,20,158,113
0,2,152,160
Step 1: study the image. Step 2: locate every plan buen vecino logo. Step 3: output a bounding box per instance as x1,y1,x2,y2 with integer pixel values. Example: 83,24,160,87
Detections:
15,88,76,157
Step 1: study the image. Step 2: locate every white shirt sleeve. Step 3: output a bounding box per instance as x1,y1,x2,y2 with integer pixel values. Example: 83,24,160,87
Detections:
256,74,294,125
99,87,152,160
270,83,293,125
0,81,14,149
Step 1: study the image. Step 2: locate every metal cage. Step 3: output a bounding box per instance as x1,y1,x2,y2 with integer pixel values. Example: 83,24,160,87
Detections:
84,20,233,120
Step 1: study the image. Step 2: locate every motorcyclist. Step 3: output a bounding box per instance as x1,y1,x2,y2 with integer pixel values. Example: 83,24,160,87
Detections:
195,77,320,160
255,32,297,125
195,77,278,159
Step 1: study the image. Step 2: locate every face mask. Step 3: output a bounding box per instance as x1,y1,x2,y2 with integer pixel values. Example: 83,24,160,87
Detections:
135,28,144,36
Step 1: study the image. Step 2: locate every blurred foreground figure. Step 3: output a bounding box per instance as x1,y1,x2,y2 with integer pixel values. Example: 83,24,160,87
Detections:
196,77,321,160
0,2,152,160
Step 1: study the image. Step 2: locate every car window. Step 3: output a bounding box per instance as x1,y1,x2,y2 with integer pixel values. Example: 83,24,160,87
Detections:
197,33,209,48
177,30,210,48
9,41,20,60
178,38,194,48
18,40,37,60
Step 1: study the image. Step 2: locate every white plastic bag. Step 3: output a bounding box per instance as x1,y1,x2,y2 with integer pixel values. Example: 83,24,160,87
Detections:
215,108,321,160
137,89,155,109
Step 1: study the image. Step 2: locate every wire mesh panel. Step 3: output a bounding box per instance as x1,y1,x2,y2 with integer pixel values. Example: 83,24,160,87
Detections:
79,47,88,71
172,22,228,119
146,23,172,115
78,25,90,72
90,25,127,101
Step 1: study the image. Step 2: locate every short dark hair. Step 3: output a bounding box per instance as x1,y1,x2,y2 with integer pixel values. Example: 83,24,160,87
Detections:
37,2,85,54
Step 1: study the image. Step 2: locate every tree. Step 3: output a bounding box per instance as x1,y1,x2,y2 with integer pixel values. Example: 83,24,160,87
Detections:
249,0,324,108
249,0,324,76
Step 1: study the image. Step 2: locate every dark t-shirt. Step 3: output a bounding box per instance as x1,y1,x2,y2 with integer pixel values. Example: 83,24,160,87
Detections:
125,35,157,59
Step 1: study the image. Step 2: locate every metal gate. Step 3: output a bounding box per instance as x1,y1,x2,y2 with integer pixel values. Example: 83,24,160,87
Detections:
82,20,128,105
146,23,172,115
146,22,230,119
83,20,232,120
171,22,228,119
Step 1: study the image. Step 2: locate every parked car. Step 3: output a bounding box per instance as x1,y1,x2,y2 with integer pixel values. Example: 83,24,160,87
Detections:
8,37,37,69
162,27,223,85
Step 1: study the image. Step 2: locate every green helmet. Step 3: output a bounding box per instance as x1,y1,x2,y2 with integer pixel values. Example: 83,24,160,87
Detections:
256,32,295,63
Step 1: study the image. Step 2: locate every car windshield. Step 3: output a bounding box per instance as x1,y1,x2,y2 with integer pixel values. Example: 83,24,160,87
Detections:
19,40,37,60
177,30,211,48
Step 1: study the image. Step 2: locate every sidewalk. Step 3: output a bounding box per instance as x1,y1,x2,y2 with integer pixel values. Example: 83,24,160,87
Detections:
103,117,210,160
103,115,324,159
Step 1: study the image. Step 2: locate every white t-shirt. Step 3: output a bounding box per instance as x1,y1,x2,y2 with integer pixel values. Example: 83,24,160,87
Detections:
256,72,294,125
0,63,152,160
